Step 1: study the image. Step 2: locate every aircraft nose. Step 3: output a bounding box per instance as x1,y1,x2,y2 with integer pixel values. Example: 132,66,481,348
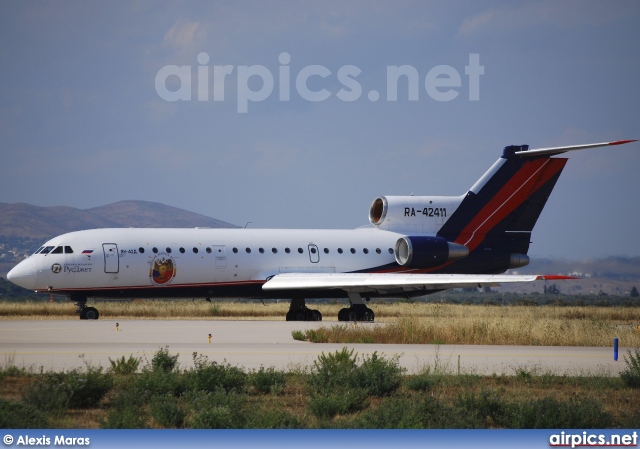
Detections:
7,260,38,290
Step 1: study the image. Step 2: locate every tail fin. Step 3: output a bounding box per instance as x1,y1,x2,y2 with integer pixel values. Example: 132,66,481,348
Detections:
437,140,635,273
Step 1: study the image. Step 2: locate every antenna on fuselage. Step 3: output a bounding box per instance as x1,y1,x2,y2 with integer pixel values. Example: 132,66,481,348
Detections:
244,222,252,229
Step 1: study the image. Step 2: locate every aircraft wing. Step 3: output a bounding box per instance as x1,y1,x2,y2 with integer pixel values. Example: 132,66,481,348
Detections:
262,272,567,295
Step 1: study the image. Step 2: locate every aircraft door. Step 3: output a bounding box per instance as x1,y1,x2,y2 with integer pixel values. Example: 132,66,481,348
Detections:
308,244,320,263
103,243,119,273
213,245,226,268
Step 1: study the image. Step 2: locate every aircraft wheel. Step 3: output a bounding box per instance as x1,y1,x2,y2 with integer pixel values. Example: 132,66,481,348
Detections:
364,308,374,322
295,312,305,321
347,309,358,322
310,310,322,321
84,307,100,320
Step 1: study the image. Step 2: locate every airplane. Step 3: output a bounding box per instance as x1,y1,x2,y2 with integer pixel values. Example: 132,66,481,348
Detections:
7,139,636,321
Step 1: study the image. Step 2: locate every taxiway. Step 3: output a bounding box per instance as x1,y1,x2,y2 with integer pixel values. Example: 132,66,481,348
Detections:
0,320,626,375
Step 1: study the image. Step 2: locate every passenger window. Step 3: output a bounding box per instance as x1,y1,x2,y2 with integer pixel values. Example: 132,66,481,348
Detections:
285,248,291,254
206,247,212,253
259,248,265,254
246,248,251,253
193,247,199,254
350,248,356,254
272,248,278,254
338,248,343,254
232,248,238,253
179,247,185,253
298,248,303,254
153,247,158,253
64,246,74,254
323,248,329,254
139,247,145,254
51,246,63,254
388,248,394,254
363,248,369,254
376,248,381,254
166,247,172,253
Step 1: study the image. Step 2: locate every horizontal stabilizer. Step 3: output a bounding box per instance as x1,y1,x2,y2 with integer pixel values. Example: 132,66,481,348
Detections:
515,140,636,158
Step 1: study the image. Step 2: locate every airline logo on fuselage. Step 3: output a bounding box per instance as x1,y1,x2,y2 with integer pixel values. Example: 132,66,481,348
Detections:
51,263,93,274
150,253,176,286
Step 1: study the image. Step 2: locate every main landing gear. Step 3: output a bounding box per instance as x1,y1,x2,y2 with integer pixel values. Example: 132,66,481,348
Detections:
286,298,322,321
72,296,100,320
337,293,374,322
285,294,374,322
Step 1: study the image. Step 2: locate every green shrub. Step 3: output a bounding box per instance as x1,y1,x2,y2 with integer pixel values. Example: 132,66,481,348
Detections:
508,396,613,428
102,405,149,428
22,366,112,413
250,366,287,394
187,355,247,393
0,398,48,428
355,352,404,397
133,369,186,399
185,390,247,428
245,406,303,428
151,346,179,373
457,390,509,428
209,304,222,316
190,406,235,428
150,395,185,428
65,366,113,408
308,348,403,398
108,383,147,409
0,364,29,380
309,347,358,393
351,396,467,429
620,347,640,388
291,330,305,341
308,389,368,419
101,386,149,428
109,355,140,375
406,374,434,392
22,372,71,415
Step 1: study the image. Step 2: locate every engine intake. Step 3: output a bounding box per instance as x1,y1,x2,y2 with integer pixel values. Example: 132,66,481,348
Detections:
395,236,469,268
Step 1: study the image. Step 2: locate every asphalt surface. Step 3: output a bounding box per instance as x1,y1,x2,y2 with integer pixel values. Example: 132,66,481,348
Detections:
0,320,627,375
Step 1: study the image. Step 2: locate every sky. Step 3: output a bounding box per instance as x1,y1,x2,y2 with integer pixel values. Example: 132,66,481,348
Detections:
0,1,639,260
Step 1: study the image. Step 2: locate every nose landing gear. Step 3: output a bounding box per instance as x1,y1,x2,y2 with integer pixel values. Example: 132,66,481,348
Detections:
72,296,100,320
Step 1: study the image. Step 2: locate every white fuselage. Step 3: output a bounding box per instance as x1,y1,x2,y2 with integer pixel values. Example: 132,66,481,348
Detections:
10,227,405,298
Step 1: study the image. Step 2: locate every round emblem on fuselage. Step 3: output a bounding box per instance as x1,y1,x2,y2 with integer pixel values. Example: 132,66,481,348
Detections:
51,263,62,274
149,253,177,285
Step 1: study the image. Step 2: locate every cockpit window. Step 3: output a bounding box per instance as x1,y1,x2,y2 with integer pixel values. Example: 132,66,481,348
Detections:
64,246,74,254
34,246,45,255
51,246,64,254
40,246,54,255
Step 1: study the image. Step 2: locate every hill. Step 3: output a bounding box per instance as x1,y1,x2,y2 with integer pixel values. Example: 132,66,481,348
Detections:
0,200,237,276
0,200,237,238
501,257,640,296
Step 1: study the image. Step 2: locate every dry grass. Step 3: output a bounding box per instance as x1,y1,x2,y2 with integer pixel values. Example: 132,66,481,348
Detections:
0,300,292,320
309,303,640,347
